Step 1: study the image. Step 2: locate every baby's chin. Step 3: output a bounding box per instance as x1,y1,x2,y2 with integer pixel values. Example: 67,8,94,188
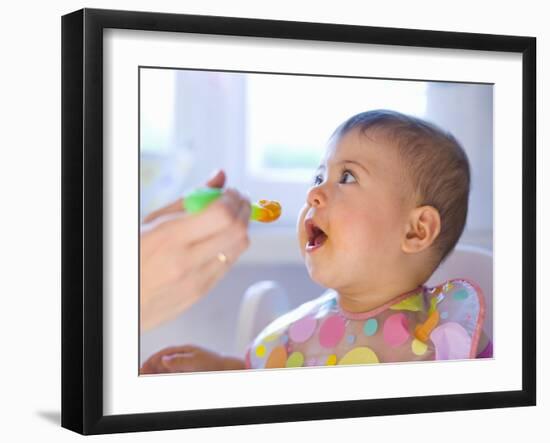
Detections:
305,261,338,289
305,258,369,292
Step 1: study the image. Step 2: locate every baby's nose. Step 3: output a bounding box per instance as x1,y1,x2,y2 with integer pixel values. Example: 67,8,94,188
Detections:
307,186,326,207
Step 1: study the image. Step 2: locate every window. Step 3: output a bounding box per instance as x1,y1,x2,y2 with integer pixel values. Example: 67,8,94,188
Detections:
140,69,176,154
140,70,429,226
243,74,428,225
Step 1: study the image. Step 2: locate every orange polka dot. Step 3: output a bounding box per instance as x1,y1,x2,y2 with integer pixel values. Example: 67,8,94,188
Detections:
265,345,288,368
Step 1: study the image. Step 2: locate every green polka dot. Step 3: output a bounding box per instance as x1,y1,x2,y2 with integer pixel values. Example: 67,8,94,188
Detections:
286,351,305,367
363,318,378,336
453,289,470,301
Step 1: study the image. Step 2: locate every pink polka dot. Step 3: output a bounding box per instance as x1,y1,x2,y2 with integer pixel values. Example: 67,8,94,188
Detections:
289,315,317,343
383,313,410,347
431,322,471,360
318,315,346,348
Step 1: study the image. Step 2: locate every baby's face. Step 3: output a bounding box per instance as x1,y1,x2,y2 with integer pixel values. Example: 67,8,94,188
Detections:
297,127,414,293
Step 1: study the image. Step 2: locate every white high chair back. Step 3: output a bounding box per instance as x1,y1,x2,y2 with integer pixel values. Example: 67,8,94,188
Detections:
234,281,290,356
235,244,493,356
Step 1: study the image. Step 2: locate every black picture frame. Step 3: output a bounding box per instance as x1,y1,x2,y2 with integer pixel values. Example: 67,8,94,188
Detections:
61,8,536,435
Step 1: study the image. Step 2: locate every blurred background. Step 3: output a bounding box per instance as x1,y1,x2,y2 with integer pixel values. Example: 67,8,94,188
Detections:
139,68,493,364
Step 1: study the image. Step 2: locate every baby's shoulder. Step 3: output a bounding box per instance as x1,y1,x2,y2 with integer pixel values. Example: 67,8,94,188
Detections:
245,290,336,368
255,289,336,341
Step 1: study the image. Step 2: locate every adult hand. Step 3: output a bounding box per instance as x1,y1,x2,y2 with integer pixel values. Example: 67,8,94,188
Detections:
140,170,251,332
140,345,245,374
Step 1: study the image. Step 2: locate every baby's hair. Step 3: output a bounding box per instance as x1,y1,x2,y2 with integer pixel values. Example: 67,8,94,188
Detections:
332,109,470,266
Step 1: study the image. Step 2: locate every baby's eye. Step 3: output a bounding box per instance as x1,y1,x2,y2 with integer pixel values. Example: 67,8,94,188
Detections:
312,174,324,186
340,170,357,184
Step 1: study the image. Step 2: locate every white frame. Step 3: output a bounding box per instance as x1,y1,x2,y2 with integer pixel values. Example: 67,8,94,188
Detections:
103,28,522,416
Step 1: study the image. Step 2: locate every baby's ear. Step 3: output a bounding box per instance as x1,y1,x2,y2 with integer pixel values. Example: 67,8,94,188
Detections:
402,206,441,254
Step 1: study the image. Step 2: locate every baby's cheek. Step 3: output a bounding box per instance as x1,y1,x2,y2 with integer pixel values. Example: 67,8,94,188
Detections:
355,206,399,245
338,221,391,270
337,213,375,247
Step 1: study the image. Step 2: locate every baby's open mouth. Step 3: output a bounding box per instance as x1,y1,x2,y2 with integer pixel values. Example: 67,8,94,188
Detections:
305,219,328,251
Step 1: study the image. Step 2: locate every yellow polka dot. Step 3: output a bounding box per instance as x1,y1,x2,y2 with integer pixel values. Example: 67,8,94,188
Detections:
255,344,266,358
263,333,279,343
412,338,428,356
338,347,379,365
326,354,337,365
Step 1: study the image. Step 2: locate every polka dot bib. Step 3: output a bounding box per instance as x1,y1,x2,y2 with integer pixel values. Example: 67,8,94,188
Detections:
245,279,486,369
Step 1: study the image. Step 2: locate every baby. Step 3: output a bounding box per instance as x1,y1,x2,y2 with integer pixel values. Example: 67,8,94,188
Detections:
245,109,490,369
143,109,491,374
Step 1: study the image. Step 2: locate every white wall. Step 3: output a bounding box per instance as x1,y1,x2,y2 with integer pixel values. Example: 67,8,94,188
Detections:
426,82,494,248
1,1,545,442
